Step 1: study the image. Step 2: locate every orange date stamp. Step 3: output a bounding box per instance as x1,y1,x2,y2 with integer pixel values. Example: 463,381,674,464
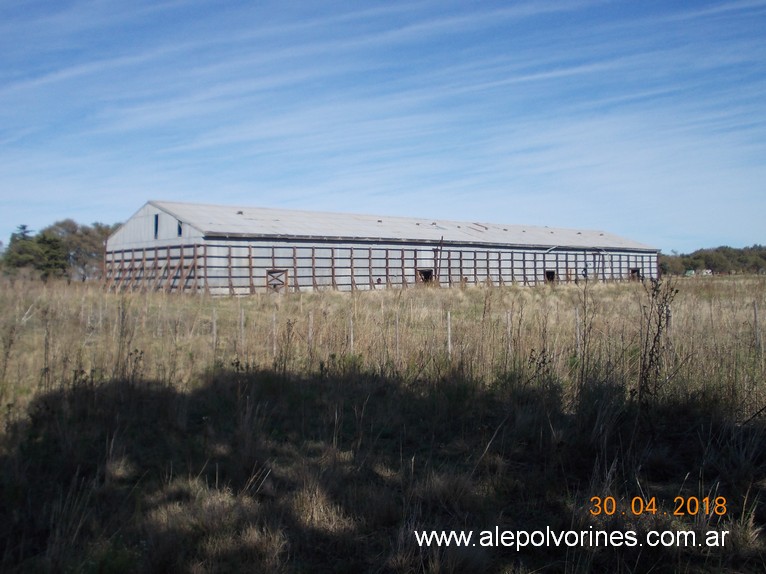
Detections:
589,496,728,517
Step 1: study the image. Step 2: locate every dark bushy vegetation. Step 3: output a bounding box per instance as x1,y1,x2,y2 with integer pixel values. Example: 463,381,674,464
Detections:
2,364,764,573
660,245,766,275
1,220,118,281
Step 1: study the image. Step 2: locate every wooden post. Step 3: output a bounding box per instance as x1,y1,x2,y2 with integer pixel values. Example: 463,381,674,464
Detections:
118,254,131,292
330,248,336,289
125,254,142,292
248,245,255,294
111,251,124,292
522,252,528,286
312,247,318,290
139,248,147,290
101,245,107,286
103,251,111,289
292,246,299,293
151,247,159,288
226,245,234,295
192,244,199,292
401,249,407,288
203,244,210,296
163,251,182,292
370,247,376,289
166,248,171,290
177,247,186,291
486,251,492,285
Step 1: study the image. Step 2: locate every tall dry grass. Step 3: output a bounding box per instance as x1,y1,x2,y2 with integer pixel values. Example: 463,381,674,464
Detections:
1,276,763,413
0,275,764,572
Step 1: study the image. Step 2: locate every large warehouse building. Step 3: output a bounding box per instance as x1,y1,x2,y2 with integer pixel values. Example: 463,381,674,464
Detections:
105,201,659,294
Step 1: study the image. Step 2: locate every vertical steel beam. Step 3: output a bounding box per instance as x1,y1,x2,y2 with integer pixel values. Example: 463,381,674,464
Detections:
401,249,407,288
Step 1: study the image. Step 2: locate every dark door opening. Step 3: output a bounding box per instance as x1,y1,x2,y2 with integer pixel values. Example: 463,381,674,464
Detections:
545,270,556,283
417,269,434,283
630,268,641,281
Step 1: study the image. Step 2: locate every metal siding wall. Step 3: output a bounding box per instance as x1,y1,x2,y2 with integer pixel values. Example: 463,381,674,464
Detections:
107,204,205,251
105,237,659,293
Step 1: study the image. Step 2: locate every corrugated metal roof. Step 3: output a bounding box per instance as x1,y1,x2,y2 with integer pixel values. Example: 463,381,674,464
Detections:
149,200,657,251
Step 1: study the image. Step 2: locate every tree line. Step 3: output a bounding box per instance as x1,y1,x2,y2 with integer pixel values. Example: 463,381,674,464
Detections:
2,220,763,281
1,220,119,281
659,245,766,276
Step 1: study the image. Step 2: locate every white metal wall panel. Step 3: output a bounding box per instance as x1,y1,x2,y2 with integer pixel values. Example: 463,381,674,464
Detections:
105,237,658,294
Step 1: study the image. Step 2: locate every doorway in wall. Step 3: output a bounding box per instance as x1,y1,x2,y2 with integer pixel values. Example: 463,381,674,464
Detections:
545,270,556,283
266,269,288,292
417,269,434,283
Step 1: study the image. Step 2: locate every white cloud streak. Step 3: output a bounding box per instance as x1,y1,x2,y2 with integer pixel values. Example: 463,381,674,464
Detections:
0,0,764,252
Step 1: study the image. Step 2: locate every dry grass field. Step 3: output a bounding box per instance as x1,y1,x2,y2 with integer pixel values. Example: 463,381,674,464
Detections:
1,276,765,572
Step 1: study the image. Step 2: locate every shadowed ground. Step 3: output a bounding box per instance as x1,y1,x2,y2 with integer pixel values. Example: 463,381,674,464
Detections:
2,359,765,573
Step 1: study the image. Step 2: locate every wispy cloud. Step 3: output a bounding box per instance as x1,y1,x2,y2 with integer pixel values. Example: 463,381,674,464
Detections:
0,0,764,252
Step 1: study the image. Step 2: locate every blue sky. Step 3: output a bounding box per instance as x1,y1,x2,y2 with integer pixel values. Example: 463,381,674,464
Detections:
1,0,764,254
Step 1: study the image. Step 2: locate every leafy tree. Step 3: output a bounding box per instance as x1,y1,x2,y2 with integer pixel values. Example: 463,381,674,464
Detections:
40,219,119,280
2,222,106,281
661,245,766,275
35,232,68,281
3,225,43,271
658,253,685,276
